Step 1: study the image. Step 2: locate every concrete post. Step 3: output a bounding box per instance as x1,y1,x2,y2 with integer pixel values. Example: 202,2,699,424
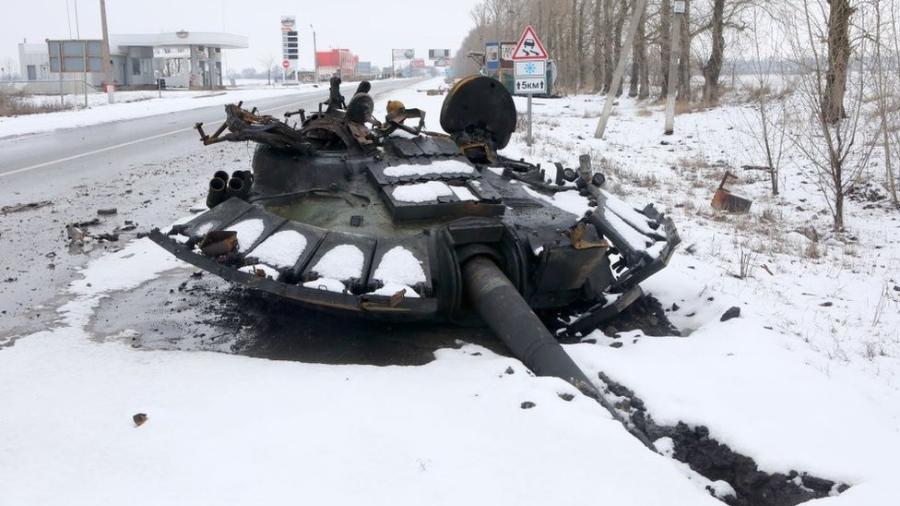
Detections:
664,1,685,135
190,46,200,89
310,25,318,83
207,46,217,90
99,0,114,103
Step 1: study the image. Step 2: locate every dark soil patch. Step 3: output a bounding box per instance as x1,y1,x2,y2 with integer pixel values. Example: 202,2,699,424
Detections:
598,372,848,506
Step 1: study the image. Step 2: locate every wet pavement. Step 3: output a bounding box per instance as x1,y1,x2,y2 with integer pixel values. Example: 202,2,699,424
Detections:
0,79,418,339
89,265,505,366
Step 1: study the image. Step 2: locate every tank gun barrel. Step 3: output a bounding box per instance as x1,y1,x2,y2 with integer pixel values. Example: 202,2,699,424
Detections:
461,255,654,450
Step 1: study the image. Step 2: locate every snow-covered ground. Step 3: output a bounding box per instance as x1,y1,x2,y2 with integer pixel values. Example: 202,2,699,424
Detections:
1,77,898,505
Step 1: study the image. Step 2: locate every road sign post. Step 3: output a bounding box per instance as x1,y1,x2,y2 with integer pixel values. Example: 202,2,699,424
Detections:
512,25,549,147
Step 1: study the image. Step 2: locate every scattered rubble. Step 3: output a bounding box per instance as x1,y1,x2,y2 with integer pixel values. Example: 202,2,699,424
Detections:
720,307,741,322
711,172,752,213
0,201,52,215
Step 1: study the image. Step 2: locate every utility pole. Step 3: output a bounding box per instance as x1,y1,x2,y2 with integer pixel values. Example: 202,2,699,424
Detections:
664,1,685,135
99,0,115,104
310,24,318,83
74,0,88,109
594,0,649,139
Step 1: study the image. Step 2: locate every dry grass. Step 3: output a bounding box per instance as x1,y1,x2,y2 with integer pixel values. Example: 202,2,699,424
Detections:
804,241,821,259
0,92,67,117
677,153,715,171
636,107,653,117
760,207,781,223
675,100,700,115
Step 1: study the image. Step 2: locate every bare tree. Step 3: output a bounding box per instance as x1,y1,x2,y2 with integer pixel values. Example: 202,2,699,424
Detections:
823,0,855,123
593,0,607,91
659,0,673,98
788,0,876,231
630,6,649,97
743,6,789,195
701,0,726,105
871,0,899,205
258,55,275,86
677,0,692,101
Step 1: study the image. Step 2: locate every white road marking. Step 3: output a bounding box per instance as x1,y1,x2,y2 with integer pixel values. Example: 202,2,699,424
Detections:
0,99,312,178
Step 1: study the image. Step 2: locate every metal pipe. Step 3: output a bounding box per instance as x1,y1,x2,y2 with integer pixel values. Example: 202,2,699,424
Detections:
206,177,227,208
226,176,245,199
461,255,655,450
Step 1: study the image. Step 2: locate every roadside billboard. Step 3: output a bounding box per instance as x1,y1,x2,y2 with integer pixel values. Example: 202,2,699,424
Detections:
47,40,103,73
392,49,415,60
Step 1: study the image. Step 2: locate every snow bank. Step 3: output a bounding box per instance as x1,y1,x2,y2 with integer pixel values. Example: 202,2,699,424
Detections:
567,319,900,498
383,159,474,177
450,185,479,201
522,187,591,217
0,230,724,506
370,246,426,297
309,244,364,282
392,181,454,203
225,219,265,253
248,230,308,269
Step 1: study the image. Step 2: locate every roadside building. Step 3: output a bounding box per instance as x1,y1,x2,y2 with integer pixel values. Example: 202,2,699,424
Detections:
14,31,247,92
315,49,358,80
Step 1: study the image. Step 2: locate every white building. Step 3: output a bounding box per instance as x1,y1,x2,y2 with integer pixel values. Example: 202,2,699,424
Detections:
16,31,248,90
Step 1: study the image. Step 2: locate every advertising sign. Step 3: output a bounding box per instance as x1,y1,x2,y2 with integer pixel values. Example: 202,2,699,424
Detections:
500,42,516,62
392,49,415,60
428,49,450,59
47,40,103,73
281,16,298,62
280,16,296,32
485,42,500,71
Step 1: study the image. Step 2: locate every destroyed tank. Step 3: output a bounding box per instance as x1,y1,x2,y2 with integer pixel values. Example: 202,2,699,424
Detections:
150,76,679,434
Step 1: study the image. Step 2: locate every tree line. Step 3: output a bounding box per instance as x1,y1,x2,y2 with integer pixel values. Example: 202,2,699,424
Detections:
453,0,900,231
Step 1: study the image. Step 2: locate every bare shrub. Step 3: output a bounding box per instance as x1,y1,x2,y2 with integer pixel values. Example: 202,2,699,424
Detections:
737,247,756,279
804,241,821,259
0,92,68,117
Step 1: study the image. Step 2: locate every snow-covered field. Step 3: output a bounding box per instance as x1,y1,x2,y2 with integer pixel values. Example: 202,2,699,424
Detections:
1,77,898,505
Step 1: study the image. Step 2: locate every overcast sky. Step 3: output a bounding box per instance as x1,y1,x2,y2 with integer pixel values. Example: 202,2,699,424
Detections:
0,0,482,74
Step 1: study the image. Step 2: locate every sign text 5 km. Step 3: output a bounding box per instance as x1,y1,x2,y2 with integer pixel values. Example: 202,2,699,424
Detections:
515,77,546,94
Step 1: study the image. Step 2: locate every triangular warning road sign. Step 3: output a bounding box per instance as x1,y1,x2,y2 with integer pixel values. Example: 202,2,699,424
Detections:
511,25,548,61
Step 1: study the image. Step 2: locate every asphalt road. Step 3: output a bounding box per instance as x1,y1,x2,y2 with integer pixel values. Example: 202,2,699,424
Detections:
0,79,418,338
0,79,416,194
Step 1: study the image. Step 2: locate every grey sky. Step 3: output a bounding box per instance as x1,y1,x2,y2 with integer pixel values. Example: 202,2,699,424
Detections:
0,0,482,74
